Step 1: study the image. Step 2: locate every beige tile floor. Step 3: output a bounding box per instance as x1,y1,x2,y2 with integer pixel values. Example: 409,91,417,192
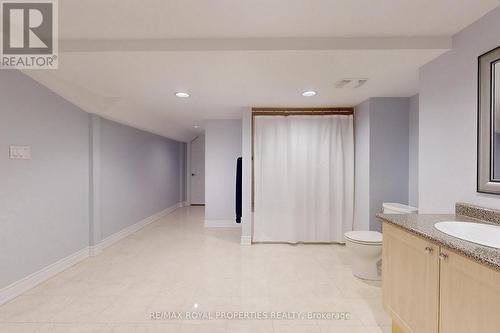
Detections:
0,207,391,332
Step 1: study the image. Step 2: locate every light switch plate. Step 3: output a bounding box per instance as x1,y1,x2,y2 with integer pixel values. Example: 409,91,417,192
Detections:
9,145,31,159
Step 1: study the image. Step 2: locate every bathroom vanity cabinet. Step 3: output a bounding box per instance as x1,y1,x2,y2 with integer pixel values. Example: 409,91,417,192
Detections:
382,222,500,333
382,223,439,333
438,247,500,333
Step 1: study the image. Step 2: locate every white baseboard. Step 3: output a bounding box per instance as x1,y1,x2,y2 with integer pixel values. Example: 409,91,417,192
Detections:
204,219,241,228
0,202,184,305
240,235,252,246
94,202,182,253
0,247,89,305
180,201,190,207
88,245,102,257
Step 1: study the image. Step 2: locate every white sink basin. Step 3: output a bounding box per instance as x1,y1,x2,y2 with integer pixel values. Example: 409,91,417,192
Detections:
434,221,500,249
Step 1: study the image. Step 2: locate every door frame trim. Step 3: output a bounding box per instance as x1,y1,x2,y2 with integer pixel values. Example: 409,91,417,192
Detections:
186,140,192,205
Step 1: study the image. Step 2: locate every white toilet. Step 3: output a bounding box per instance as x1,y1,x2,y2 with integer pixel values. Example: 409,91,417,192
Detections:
344,202,418,280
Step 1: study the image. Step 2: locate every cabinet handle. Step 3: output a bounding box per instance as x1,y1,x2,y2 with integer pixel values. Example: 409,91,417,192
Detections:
439,253,449,260
425,246,433,253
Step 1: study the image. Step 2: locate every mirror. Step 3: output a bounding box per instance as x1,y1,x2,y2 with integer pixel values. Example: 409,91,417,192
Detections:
478,47,500,193
494,62,500,180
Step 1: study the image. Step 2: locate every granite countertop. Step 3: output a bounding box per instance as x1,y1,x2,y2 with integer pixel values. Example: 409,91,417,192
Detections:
376,213,500,271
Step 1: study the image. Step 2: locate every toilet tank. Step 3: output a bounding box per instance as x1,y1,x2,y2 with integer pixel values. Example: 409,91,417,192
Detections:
382,202,418,214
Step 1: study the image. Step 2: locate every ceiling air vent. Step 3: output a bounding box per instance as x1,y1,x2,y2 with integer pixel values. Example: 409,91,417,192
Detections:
335,78,368,89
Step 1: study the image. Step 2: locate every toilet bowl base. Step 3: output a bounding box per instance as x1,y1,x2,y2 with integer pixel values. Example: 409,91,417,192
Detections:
351,256,382,281
345,241,382,281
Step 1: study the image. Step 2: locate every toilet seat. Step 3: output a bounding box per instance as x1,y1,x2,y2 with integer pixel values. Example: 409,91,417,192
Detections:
344,231,383,245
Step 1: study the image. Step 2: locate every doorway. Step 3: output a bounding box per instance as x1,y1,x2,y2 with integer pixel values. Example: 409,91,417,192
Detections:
190,135,205,205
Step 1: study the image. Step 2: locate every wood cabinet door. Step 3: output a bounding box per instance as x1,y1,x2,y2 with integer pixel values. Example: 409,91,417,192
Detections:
382,223,439,333
439,249,500,333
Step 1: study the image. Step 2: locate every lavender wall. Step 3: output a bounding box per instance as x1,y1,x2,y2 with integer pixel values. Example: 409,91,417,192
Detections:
0,70,90,288
99,118,183,238
205,120,242,223
369,98,410,231
354,98,410,232
419,5,500,212
409,94,419,207
0,70,185,290
354,100,370,231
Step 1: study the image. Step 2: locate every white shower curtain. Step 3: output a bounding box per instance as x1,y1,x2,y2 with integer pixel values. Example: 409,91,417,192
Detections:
253,115,354,243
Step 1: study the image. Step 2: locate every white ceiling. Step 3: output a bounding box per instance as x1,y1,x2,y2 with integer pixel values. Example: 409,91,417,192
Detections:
60,0,500,39
24,0,500,141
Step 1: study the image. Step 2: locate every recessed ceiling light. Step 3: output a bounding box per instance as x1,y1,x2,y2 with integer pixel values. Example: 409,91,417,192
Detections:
302,90,316,97
193,125,200,129
175,92,190,98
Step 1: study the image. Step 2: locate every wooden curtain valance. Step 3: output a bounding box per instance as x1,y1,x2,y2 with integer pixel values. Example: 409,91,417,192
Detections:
252,107,354,116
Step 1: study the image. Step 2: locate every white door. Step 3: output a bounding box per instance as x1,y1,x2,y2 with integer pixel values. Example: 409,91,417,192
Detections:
190,135,205,205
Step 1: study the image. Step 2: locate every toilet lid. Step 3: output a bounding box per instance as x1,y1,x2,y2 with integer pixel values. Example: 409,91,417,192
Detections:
344,231,383,244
